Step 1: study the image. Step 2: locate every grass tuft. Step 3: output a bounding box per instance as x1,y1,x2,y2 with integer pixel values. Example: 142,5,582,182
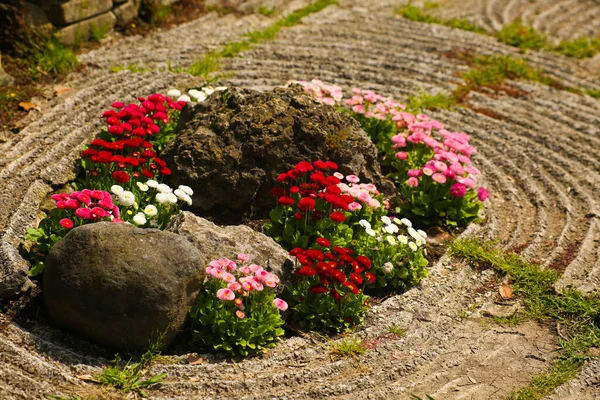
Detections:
34,41,78,76
450,239,600,399
554,37,600,59
188,0,337,77
97,333,167,397
398,4,484,33
444,18,486,33
331,337,366,357
407,92,456,112
388,325,407,337
510,358,583,400
398,4,439,24
256,5,276,17
88,23,112,43
189,51,220,77
585,88,600,99
495,20,548,51
109,63,151,73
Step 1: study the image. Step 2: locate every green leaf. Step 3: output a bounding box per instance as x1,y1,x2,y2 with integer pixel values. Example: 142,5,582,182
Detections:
28,261,45,277
298,235,309,249
269,207,283,223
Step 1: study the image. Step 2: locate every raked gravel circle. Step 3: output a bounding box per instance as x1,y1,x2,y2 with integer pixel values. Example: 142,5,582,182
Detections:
1,1,599,399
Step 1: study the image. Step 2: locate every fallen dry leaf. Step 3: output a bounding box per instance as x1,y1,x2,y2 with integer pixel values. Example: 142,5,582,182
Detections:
18,101,36,111
186,354,205,365
54,86,71,95
76,374,99,383
499,284,514,300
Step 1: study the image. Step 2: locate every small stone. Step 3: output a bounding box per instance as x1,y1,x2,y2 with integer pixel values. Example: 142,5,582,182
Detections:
480,301,522,319
425,226,452,245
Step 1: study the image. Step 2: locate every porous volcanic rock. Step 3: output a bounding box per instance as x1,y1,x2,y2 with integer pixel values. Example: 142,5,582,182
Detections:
43,222,204,350
167,211,293,290
162,84,389,220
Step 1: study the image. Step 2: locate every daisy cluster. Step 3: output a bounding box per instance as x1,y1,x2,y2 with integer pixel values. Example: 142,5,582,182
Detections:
205,254,288,320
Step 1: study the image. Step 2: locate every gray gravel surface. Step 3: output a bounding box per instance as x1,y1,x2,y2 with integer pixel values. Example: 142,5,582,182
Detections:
1,0,599,399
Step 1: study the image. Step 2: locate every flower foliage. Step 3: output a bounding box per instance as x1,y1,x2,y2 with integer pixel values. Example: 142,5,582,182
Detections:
345,88,408,154
110,181,193,229
352,217,428,289
23,189,118,276
297,81,490,228
296,79,343,106
80,93,183,192
387,113,488,227
189,255,287,356
286,242,374,332
265,160,386,250
23,89,200,277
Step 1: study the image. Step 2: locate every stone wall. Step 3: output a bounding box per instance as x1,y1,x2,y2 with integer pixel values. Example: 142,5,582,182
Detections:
29,0,143,45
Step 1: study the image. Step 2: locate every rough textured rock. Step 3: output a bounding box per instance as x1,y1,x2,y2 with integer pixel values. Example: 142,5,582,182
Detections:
162,84,388,220
45,0,113,26
55,11,116,46
0,53,14,86
0,179,50,298
43,222,204,350
167,211,293,289
113,0,141,25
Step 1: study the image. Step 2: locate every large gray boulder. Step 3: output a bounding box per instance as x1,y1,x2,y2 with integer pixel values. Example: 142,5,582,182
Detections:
162,84,389,221
167,212,293,291
44,222,204,351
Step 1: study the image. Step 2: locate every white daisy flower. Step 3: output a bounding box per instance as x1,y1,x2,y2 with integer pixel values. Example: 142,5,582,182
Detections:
111,185,124,194
156,193,170,205
157,183,172,194
118,191,136,207
166,193,178,204
144,205,158,217
167,89,181,98
397,235,408,245
417,229,427,239
383,262,394,274
177,94,191,103
386,235,396,245
409,242,418,251
189,89,207,102
136,182,149,192
359,219,371,230
133,212,147,226
365,228,376,237
381,216,392,225
408,227,421,241
401,218,412,227
416,237,425,247
392,217,402,225
215,86,227,91
202,87,215,95
178,185,193,196
146,179,159,188
384,224,399,234
182,194,192,205
174,189,187,200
